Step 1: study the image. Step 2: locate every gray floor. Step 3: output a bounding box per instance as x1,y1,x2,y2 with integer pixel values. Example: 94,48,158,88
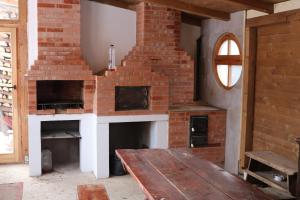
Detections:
0,164,145,200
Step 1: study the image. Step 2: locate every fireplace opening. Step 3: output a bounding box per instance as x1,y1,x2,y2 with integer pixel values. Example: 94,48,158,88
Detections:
115,86,150,111
109,122,151,175
37,80,84,111
41,120,80,173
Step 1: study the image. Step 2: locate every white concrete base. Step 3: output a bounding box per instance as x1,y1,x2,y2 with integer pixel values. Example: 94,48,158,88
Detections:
28,114,96,176
28,114,168,179
95,114,169,179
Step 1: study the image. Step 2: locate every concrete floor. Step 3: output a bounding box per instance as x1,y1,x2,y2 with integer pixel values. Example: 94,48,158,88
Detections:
0,164,145,200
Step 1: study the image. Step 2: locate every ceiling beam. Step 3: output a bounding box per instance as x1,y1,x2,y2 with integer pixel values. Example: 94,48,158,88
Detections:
223,0,274,14
143,0,230,21
181,13,204,27
89,0,136,11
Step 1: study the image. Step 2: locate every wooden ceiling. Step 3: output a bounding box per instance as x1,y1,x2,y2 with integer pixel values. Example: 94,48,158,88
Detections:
90,0,289,22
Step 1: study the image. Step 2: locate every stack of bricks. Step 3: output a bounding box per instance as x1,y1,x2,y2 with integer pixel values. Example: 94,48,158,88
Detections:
122,2,195,106
26,0,95,114
95,67,169,115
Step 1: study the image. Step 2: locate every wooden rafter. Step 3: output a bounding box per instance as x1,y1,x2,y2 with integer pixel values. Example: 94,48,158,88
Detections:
223,0,274,14
143,0,230,21
90,0,136,11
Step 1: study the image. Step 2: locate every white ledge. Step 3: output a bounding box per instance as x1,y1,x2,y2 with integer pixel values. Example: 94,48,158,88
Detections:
97,114,169,124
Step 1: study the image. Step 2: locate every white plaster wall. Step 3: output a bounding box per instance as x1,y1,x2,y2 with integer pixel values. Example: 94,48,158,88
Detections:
180,23,201,59
247,0,300,18
27,0,38,68
201,12,245,174
80,0,136,73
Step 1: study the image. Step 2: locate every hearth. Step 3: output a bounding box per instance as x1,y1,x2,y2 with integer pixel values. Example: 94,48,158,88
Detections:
41,120,80,173
37,81,84,111
109,122,151,175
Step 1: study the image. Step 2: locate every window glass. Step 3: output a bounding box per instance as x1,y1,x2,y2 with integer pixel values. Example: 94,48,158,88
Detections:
217,65,228,86
218,40,228,55
229,40,240,55
213,33,242,89
0,0,18,20
230,65,242,86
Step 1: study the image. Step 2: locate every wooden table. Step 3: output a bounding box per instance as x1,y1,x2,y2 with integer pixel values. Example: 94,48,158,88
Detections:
116,149,273,200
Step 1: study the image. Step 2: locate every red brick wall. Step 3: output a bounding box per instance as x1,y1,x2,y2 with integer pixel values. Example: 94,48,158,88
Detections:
122,2,195,106
169,110,226,162
95,67,169,115
26,0,95,114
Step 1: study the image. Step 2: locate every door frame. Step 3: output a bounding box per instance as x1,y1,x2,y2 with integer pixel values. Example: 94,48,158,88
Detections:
0,27,20,163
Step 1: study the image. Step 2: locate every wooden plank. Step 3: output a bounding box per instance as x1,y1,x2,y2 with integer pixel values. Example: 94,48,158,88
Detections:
77,184,110,200
239,27,257,169
117,149,272,200
169,149,273,200
223,0,274,14
246,170,287,191
144,0,230,21
246,8,300,28
140,149,233,200
116,149,189,200
246,151,298,175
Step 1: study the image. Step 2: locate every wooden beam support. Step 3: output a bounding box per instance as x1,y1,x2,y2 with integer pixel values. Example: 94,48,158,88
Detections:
89,0,136,11
143,0,230,21
223,0,274,14
181,13,204,27
239,26,257,169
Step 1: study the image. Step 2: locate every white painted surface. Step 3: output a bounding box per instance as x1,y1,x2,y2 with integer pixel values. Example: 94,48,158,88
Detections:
180,23,201,59
247,0,300,19
28,114,96,176
27,0,38,68
201,12,245,174
80,0,136,73
96,114,169,178
97,114,169,124
95,123,110,179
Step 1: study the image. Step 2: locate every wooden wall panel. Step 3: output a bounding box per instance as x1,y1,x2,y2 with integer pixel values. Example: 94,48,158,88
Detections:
252,13,300,162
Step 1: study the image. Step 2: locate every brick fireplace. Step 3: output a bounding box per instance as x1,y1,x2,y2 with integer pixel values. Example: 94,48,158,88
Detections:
26,0,95,115
27,0,226,178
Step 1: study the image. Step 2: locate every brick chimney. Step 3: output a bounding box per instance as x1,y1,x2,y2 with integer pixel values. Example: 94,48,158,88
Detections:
122,2,195,106
26,0,95,114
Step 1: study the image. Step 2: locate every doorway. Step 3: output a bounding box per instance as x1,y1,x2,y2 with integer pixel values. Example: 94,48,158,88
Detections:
0,27,19,163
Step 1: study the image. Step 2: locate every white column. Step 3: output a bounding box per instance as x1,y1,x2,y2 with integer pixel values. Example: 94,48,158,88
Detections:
149,121,169,148
94,123,110,179
28,116,42,176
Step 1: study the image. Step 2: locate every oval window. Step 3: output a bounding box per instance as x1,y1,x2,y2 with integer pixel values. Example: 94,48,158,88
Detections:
213,33,242,89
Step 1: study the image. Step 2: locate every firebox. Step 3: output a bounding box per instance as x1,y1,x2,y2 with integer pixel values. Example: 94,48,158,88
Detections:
115,86,150,111
37,80,83,110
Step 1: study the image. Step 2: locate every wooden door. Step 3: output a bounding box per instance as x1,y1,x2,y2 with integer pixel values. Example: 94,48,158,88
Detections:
0,27,19,163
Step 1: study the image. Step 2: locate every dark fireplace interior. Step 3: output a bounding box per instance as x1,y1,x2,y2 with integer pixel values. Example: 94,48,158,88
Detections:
37,80,84,110
109,122,151,175
41,120,80,173
115,86,150,111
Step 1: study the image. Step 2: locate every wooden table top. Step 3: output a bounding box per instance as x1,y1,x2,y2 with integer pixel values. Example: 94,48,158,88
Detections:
116,148,273,200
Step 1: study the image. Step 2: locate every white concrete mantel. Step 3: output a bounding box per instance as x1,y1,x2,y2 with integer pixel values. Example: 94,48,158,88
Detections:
28,114,169,179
